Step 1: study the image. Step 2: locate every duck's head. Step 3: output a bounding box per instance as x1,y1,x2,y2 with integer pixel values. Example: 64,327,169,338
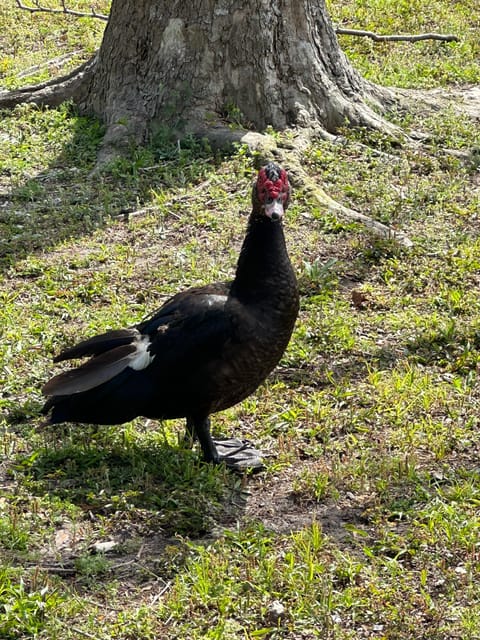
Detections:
253,163,291,221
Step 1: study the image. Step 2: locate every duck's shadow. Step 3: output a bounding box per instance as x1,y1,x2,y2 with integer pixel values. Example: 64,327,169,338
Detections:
20,423,245,538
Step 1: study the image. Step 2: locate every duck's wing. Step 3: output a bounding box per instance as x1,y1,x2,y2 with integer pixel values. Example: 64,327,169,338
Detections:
52,328,138,362
42,285,232,398
139,286,233,365
136,283,230,332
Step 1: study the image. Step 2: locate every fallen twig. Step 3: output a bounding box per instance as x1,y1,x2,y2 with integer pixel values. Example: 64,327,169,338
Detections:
335,27,459,43
150,580,172,605
63,626,98,640
17,50,81,79
15,0,108,21
27,562,77,575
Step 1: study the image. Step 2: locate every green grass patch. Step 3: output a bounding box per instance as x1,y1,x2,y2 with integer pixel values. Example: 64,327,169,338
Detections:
0,2,109,89
328,0,480,87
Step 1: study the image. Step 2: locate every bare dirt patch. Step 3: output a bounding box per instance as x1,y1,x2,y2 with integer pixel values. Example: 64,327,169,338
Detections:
242,463,371,548
399,85,480,120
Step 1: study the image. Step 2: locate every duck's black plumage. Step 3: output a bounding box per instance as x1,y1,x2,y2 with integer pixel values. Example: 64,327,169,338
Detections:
42,163,299,468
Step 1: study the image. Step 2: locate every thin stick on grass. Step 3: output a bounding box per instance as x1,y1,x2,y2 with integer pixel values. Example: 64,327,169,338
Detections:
15,0,108,21
335,28,459,42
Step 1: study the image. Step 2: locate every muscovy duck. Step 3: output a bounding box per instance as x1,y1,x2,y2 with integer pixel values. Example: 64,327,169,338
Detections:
41,163,299,470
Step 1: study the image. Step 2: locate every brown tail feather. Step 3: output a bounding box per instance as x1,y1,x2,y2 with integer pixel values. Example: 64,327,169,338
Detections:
43,344,137,396
54,328,138,362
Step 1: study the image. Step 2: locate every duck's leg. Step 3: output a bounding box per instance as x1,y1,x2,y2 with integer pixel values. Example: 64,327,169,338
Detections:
186,416,264,471
187,416,219,464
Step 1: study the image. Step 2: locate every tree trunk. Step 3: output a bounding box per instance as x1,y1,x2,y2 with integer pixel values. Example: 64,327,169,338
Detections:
72,0,394,161
0,0,412,244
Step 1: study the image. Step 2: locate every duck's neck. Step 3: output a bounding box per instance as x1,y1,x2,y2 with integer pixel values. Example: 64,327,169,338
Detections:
231,213,296,303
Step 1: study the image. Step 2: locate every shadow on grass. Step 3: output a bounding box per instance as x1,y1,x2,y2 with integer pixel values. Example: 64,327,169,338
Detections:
0,105,106,272
405,320,480,374
0,103,219,274
278,344,400,391
15,423,238,538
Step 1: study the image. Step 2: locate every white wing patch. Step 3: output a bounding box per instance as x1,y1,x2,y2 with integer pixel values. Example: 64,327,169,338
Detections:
129,335,155,371
204,294,228,307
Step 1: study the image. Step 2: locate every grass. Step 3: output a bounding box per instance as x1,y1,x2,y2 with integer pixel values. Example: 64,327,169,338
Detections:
329,0,480,87
0,1,108,89
1,1,480,638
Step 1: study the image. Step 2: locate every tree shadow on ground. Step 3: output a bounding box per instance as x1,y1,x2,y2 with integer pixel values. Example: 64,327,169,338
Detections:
276,342,400,392
0,104,219,275
0,106,106,273
404,321,480,374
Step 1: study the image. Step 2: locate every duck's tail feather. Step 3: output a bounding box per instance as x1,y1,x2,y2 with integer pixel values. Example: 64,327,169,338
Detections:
53,328,138,362
42,344,138,397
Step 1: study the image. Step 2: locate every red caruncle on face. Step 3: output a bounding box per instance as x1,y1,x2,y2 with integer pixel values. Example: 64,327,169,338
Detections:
257,166,289,205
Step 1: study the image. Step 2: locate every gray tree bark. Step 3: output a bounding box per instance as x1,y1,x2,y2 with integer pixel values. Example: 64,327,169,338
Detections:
0,0,398,163
74,0,394,160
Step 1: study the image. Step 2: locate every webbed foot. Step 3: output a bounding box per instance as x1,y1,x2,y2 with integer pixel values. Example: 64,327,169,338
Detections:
212,438,264,471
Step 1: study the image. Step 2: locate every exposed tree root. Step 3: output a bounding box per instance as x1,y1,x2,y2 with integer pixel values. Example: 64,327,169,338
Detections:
397,85,480,121
279,144,414,249
16,51,82,80
0,57,414,248
298,174,414,248
198,125,414,248
0,56,96,109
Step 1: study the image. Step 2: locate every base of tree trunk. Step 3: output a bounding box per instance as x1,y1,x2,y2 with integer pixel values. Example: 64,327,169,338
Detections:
0,0,404,166
0,56,414,247
0,60,401,174
77,0,407,167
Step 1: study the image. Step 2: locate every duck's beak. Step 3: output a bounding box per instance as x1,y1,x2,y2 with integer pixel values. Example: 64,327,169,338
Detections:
265,199,284,221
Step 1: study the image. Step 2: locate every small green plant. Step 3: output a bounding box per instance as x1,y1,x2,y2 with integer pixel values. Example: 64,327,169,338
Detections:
303,257,338,288
291,465,335,502
222,100,248,128
0,570,64,639
74,554,111,579
0,516,30,552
